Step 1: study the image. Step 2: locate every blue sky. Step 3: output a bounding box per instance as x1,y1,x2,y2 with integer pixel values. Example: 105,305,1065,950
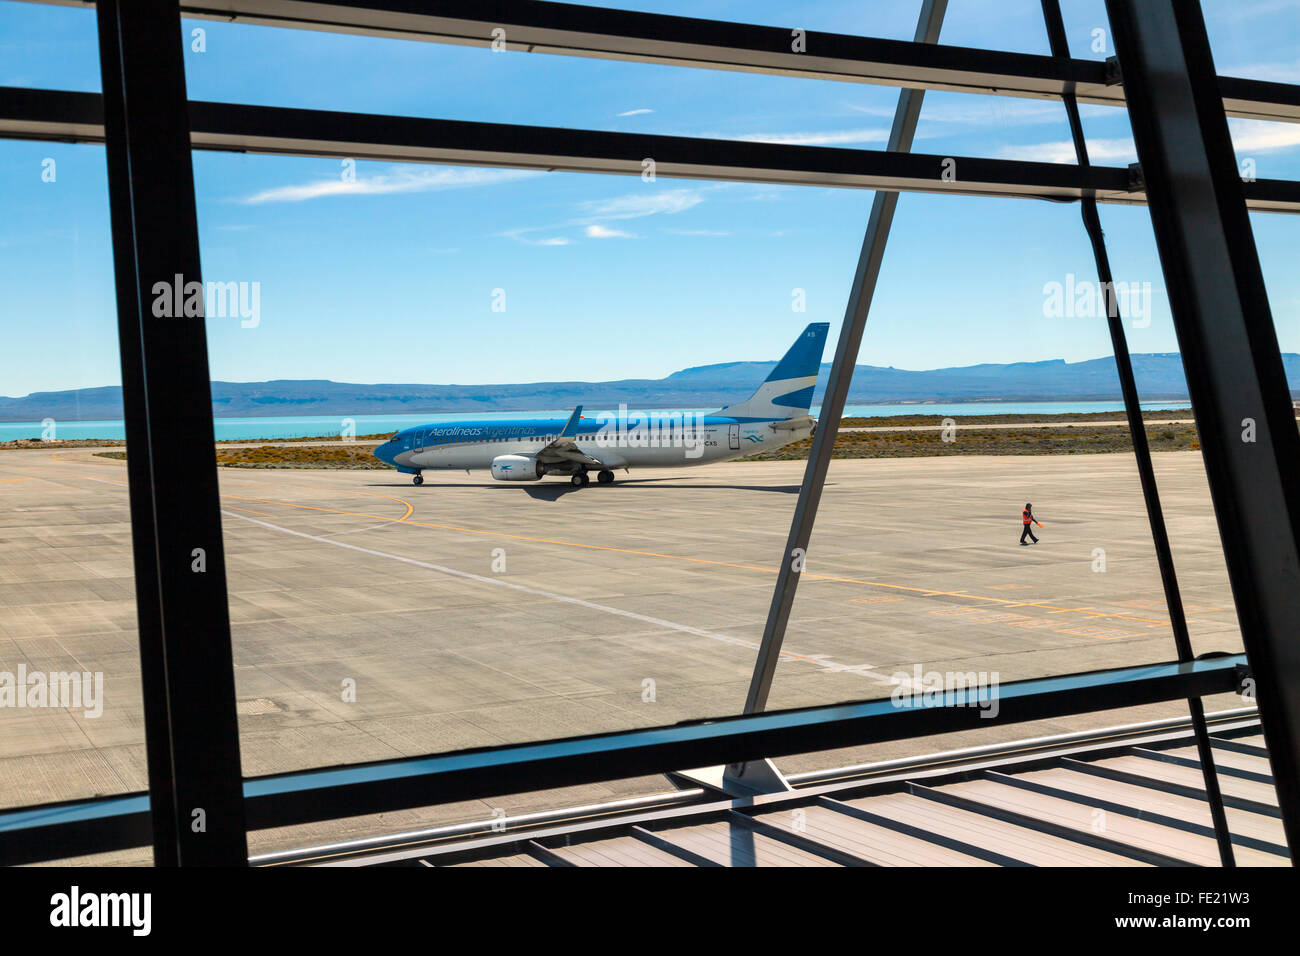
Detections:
1,0,1297,397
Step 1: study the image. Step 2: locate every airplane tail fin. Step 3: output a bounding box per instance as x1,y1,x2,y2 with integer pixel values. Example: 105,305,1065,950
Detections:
712,322,829,420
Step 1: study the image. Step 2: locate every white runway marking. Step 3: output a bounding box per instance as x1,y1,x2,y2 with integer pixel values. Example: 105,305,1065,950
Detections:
221,509,896,683
319,520,404,537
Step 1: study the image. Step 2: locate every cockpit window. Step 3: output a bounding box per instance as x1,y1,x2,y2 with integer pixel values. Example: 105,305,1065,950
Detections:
390,431,400,441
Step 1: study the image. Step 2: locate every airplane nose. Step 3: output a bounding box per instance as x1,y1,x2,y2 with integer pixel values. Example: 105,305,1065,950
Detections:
374,441,395,465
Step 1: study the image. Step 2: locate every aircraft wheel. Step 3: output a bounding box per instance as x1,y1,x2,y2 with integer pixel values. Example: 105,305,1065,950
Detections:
570,473,585,488
412,474,423,486
597,470,614,485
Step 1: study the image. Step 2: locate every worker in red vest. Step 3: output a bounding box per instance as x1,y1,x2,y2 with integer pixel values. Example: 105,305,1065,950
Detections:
1020,503,1042,545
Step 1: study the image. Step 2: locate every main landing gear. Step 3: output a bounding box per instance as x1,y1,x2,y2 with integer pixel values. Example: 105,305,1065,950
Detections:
574,468,618,489
412,473,424,486
571,469,616,488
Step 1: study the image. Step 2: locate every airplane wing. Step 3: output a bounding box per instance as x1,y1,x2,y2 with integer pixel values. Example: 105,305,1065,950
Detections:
534,405,607,468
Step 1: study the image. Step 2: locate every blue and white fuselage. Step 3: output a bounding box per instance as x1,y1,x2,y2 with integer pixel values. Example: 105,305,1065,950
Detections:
373,323,829,487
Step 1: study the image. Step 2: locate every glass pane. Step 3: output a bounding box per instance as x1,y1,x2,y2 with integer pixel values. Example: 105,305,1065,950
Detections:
0,136,154,853
1204,0,1300,84
938,0,1050,54
915,91,1076,165
505,1,925,42
1057,0,1113,61
1088,203,1243,659
177,14,904,140
0,0,100,92
763,192,1209,744
193,151,874,783
175,1,1079,152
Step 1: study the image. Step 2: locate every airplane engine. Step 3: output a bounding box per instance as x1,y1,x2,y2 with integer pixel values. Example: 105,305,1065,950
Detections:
490,454,545,481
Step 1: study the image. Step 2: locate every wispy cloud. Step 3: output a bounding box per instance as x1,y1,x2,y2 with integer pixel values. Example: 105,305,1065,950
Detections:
851,98,1067,130
1220,60,1300,83
689,127,889,147
842,103,898,119
241,166,537,204
502,186,712,245
618,108,654,117
1229,118,1300,153
743,128,891,146
1214,0,1300,22
1003,119,1300,166
923,100,1065,127
575,188,706,221
997,137,1138,164
666,228,732,237
585,224,639,239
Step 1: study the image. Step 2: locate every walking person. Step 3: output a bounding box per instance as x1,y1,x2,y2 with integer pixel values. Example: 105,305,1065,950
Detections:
1020,503,1042,545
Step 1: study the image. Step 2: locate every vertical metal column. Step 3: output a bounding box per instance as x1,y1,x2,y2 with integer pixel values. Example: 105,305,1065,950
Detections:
741,0,949,717
96,0,249,865
1042,0,1235,867
1106,0,1300,859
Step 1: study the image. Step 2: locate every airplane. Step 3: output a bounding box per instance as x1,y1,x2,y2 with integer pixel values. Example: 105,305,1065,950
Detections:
372,322,830,487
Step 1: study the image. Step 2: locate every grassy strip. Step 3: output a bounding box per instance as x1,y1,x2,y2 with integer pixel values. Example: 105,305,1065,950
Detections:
92,446,391,469
1,434,388,450
93,446,389,468
211,445,391,469
839,409,1193,428
741,424,1204,461
217,433,390,444
1,438,126,449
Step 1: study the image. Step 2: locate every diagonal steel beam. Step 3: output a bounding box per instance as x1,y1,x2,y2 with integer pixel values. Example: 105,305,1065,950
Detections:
740,0,949,723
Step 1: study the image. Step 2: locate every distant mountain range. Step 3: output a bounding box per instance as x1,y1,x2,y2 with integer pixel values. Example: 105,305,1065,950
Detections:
3,353,1298,421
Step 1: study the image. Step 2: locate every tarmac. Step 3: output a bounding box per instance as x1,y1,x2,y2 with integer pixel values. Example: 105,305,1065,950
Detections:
0,445,1248,860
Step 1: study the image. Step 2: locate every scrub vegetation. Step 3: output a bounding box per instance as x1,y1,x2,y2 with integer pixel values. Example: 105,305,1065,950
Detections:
839,409,1191,427
742,424,1204,461
92,444,388,468
215,445,390,469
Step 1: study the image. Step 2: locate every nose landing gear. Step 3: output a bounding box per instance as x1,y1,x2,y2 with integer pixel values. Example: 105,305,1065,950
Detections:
412,474,423,486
